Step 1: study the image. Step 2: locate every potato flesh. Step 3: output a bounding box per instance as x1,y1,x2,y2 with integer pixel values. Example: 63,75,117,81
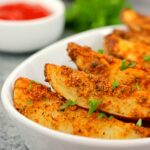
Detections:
45,64,150,120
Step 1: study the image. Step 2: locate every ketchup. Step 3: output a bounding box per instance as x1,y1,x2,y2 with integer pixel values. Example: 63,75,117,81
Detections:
0,3,51,21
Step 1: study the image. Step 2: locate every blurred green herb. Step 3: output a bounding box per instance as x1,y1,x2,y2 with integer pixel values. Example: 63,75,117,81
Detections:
60,100,77,110
88,98,103,115
144,55,150,62
136,118,142,127
98,49,104,54
98,112,107,119
66,0,130,32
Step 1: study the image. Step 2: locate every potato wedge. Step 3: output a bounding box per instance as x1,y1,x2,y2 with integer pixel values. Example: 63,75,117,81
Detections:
113,29,150,45
67,43,150,91
104,32,150,69
45,64,150,120
121,9,150,33
14,77,150,139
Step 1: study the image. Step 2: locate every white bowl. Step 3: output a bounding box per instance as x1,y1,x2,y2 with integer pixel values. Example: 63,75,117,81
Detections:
1,25,150,150
0,0,65,53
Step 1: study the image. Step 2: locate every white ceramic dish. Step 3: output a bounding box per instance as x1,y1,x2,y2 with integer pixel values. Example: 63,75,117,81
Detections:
0,0,65,53
1,25,150,150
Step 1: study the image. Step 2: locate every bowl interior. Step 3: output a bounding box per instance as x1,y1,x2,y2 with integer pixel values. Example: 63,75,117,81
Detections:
2,25,150,147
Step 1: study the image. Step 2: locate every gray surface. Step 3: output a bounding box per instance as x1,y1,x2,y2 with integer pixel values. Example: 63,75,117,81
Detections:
0,30,72,150
0,53,30,150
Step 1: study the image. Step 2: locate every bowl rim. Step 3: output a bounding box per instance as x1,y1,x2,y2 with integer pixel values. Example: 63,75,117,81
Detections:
0,0,65,26
1,25,150,148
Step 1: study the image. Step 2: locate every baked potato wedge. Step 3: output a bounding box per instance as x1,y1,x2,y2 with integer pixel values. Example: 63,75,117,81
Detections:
67,43,150,91
104,32,150,69
45,64,150,120
121,9,150,33
14,77,150,139
113,29,150,45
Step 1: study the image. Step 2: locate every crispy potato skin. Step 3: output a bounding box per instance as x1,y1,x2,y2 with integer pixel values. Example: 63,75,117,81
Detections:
113,29,150,45
67,43,150,91
45,64,150,120
104,32,150,70
14,78,150,139
121,9,150,33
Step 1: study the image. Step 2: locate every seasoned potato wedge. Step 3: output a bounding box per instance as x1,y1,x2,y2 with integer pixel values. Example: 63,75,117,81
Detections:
45,64,150,120
104,32,150,69
121,9,150,33
113,29,150,45
67,43,150,91
14,77,150,139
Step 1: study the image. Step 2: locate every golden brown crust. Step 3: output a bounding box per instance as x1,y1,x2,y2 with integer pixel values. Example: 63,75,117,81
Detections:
121,9,150,33
113,29,150,45
104,32,150,70
67,42,150,91
13,77,150,139
45,64,150,120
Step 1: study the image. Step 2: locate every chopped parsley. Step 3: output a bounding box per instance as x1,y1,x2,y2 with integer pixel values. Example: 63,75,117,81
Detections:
28,80,36,91
112,80,119,90
29,81,33,91
127,62,136,68
88,98,103,115
98,49,104,54
27,99,33,105
120,59,127,70
108,115,114,120
120,59,136,70
60,100,77,110
135,82,140,90
98,113,114,120
136,118,142,127
98,112,107,119
144,55,150,62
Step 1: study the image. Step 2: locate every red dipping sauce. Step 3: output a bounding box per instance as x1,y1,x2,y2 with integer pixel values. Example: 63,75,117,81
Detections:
0,3,51,21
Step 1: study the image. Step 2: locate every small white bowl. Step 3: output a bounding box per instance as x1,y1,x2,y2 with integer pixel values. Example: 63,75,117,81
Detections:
1,25,150,150
0,0,65,53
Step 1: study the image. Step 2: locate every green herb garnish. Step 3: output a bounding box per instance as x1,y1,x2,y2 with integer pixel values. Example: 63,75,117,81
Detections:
144,55,150,62
98,49,104,54
112,80,119,90
120,59,127,70
28,80,36,91
135,83,140,90
98,112,107,119
60,100,77,110
136,118,142,127
120,59,136,70
27,99,33,105
108,115,114,120
127,62,136,68
88,98,103,115
29,81,33,91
